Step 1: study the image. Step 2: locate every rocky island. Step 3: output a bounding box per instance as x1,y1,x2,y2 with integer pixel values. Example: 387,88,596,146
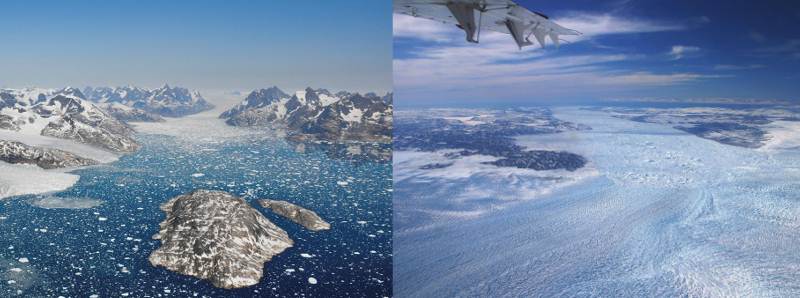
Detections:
148,190,293,289
258,199,330,231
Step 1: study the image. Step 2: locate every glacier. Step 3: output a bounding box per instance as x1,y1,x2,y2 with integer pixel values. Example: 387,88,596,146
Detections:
394,106,800,297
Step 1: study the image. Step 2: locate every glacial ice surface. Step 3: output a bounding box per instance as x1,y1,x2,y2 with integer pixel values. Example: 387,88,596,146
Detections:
0,162,79,199
394,107,800,297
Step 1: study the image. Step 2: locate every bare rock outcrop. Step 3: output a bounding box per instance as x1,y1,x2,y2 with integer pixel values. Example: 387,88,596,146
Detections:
148,190,293,289
259,199,331,231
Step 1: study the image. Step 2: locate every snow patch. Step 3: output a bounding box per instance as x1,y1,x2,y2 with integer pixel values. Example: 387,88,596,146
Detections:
342,108,364,123
295,91,307,104
318,94,339,106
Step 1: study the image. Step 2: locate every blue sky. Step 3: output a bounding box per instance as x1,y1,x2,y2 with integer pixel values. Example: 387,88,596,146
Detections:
394,0,800,106
0,0,392,93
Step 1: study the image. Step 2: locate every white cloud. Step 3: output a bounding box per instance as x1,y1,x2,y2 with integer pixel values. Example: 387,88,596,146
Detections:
393,13,713,101
555,13,684,39
393,11,684,45
393,14,454,42
668,45,701,60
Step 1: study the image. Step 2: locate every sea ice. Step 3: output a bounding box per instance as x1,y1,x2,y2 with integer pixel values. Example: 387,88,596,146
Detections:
29,196,103,209
0,162,79,200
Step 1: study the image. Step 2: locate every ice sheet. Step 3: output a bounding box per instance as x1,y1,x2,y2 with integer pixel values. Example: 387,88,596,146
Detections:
394,107,800,297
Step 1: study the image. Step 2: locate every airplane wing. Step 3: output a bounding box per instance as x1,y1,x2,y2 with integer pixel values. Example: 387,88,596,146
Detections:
394,0,580,49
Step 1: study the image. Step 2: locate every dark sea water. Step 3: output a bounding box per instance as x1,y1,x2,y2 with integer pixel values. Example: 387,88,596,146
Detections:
0,134,392,297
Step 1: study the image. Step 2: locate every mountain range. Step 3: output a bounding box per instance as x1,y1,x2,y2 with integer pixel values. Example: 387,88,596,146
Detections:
219,87,392,142
0,87,139,153
83,84,213,119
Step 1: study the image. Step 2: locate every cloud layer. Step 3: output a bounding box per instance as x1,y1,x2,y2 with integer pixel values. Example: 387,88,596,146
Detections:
394,12,713,102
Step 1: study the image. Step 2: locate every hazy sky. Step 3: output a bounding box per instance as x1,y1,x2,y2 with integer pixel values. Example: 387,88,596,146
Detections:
394,0,800,106
0,0,392,94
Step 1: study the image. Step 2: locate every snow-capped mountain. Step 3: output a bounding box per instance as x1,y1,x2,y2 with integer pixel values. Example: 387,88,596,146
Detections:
218,86,289,120
219,87,392,142
99,102,165,122
0,87,139,152
83,84,213,118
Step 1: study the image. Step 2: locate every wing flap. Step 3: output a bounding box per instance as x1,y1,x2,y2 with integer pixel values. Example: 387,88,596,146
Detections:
394,0,579,49
504,19,533,49
445,2,479,43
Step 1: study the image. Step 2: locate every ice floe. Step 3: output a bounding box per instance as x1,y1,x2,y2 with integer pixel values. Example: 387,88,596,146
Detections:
29,196,104,209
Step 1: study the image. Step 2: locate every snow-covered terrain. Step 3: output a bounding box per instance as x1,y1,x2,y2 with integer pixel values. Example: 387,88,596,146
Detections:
603,106,800,148
0,87,138,152
0,87,138,199
83,85,213,118
760,120,800,150
95,102,164,122
0,130,119,163
220,86,392,142
0,140,99,169
395,106,800,297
